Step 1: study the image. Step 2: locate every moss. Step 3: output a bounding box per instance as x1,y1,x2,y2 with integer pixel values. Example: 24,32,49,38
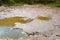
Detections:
38,16,51,21
0,16,33,26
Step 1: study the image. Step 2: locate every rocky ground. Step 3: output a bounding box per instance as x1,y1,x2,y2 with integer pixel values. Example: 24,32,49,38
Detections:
0,5,60,40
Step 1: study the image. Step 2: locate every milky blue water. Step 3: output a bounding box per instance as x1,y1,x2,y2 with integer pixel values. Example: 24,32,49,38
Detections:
0,26,28,39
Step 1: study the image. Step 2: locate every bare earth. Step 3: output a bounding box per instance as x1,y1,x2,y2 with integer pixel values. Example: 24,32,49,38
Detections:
0,5,60,40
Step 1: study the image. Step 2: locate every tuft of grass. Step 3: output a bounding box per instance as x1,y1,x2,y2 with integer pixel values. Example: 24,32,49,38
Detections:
0,16,33,26
48,3,60,7
38,16,51,21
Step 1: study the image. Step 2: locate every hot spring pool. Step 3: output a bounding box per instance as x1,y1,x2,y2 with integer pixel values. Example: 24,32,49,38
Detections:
0,27,28,39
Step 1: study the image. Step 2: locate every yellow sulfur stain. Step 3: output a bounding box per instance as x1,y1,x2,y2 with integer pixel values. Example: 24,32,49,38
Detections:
0,16,33,26
38,16,51,21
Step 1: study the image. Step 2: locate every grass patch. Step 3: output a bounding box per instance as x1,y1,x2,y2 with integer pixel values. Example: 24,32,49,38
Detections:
48,2,60,7
0,16,33,26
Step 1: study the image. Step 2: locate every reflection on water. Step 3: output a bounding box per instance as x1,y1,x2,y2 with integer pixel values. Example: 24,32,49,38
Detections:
0,26,28,39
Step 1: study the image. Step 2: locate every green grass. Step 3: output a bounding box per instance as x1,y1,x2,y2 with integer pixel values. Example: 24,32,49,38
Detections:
0,16,33,26
48,3,60,7
0,0,60,7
